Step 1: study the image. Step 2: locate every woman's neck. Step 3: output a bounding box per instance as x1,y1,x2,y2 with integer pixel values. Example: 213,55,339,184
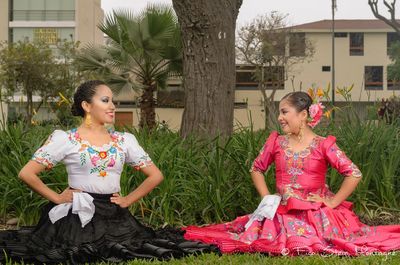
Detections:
288,127,315,143
78,122,107,134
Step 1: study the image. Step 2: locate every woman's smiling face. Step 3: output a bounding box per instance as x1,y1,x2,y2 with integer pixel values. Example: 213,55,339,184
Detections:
278,99,306,134
83,85,116,125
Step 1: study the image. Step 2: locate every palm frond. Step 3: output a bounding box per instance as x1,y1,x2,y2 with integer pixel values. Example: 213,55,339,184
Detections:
74,5,182,93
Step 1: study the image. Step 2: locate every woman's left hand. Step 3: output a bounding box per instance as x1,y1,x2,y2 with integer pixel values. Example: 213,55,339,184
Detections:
307,193,337,208
110,193,131,208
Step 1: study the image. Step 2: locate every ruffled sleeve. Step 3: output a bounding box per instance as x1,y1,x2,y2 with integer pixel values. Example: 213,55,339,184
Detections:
124,132,153,170
250,131,279,173
322,136,362,178
31,130,68,169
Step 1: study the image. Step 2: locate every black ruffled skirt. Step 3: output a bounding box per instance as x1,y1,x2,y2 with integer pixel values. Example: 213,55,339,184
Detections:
0,193,217,264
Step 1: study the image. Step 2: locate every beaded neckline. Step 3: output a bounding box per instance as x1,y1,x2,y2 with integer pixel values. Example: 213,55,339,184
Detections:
280,135,323,158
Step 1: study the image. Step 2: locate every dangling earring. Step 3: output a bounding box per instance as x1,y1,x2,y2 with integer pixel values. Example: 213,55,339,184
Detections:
298,122,304,142
85,113,92,128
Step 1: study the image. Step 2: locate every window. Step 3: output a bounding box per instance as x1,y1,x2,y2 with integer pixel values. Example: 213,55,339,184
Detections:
234,102,248,109
266,32,286,56
365,66,383,90
387,79,400,90
265,66,285,90
350,33,364,56
12,0,75,21
235,66,285,90
236,71,258,88
157,90,184,107
387,66,400,90
322,66,331,72
334,32,347,38
289,33,306,57
387,32,400,55
11,28,74,43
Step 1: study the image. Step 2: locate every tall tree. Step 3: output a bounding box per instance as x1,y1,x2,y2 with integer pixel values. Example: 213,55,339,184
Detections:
369,0,400,35
76,5,181,130
172,0,242,138
236,12,314,129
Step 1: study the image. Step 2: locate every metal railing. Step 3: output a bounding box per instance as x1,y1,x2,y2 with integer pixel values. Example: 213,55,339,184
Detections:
11,10,75,21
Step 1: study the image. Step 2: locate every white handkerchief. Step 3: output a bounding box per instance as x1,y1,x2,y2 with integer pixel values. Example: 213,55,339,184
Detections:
48,192,95,228
245,194,281,229
72,192,95,228
48,202,72,224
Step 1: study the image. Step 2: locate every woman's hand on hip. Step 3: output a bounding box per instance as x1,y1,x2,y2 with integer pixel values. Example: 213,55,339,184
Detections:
110,193,131,208
56,187,79,204
307,193,338,208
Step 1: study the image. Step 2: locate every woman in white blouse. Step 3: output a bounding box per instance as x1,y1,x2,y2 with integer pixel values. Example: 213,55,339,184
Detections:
0,80,213,264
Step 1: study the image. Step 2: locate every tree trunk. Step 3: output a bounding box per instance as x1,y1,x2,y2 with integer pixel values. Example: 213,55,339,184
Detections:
139,84,156,130
172,0,242,138
26,89,33,125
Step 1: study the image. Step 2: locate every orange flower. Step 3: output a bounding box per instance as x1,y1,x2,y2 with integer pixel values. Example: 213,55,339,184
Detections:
307,88,314,99
324,110,332,119
317,88,324,98
99,171,107,177
99,151,107,159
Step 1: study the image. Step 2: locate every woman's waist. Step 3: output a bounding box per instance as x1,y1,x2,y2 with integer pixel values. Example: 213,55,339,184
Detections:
68,181,120,195
69,187,117,202
276,183,331,198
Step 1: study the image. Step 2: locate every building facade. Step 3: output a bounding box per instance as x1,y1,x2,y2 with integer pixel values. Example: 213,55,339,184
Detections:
113,20,400,130
0,0,104,44
289,19,400,101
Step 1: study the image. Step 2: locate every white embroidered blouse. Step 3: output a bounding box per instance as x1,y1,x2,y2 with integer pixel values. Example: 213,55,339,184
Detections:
31,128,153,194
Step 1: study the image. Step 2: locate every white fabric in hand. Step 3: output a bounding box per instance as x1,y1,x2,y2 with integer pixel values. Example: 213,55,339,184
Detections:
48,192,95,228
245,194,281,229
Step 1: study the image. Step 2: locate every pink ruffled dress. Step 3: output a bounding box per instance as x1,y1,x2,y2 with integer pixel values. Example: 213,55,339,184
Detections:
183,131,400,255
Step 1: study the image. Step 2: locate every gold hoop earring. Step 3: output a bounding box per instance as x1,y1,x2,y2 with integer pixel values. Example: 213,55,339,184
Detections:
298,123,304,142
85,113,92,128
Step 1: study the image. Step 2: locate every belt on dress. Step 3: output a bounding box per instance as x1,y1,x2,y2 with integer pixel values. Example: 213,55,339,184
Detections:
48,191,111,228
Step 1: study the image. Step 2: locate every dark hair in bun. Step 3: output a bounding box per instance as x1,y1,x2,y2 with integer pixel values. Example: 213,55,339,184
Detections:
281,91,313,115
71,80,106,117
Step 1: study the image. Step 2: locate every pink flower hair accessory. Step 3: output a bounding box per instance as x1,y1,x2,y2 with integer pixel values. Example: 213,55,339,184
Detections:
307,87,325,128
307,102,325,128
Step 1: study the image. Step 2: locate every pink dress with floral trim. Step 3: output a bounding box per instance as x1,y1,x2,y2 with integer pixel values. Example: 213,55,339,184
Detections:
183,131,400,256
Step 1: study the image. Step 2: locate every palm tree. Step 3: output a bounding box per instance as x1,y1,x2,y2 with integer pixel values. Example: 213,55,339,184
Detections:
75,5,182,129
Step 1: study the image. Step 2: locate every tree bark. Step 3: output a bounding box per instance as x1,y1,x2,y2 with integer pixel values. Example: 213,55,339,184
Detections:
139,84,156,130
26,89,33,125
172,0,242,138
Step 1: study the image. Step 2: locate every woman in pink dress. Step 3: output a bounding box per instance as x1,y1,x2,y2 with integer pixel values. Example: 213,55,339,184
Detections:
183,91,400,256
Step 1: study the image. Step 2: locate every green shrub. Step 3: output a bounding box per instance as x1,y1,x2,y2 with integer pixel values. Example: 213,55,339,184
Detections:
0,117,399,227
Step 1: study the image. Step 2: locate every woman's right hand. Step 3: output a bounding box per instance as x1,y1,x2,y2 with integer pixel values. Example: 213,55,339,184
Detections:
55,188,76,204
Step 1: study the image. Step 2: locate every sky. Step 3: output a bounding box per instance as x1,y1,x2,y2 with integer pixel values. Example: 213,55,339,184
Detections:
101,0,394,27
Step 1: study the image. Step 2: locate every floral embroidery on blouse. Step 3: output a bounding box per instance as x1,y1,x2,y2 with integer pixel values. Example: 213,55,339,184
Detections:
68,128,124,177
249,144,267,173
31,132,59,169
279,135,324,183
130,159,153,170
329,144,362,178
32,151,56,169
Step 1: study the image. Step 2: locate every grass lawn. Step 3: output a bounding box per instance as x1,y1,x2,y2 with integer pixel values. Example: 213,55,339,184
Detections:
5,251,400,265
107,252,400,265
